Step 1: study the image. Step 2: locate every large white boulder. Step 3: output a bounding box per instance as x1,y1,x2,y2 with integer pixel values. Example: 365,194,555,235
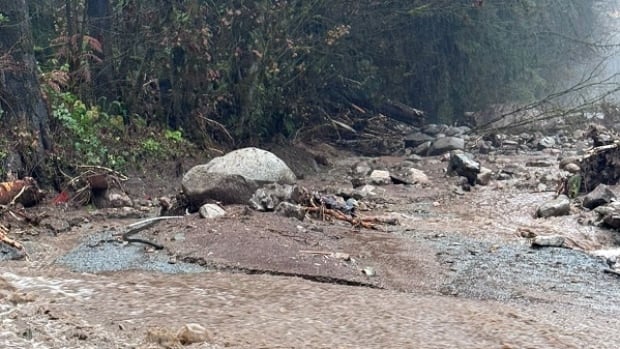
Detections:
201,147,296,184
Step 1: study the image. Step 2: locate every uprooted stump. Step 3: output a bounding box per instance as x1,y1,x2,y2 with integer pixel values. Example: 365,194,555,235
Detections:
578,143,620,192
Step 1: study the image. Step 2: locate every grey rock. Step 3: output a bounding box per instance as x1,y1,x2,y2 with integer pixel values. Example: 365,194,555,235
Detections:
525,159,554,167
275,202,306,221
422,124,446,136
404,132,434,148
536,195,570,218
563,162,581,174
537,136,556,150
604,213,620,229
409,168,430,185
412,141,432,156
447,151,480,185
199,204,226,219
369,170,392,185
478,141,492,154
182,170,259,206
200,147,296,184
532,235,565,248
249,183,305,211
476,167,493,186
351,161,372,176
583,184,616,210
428,137,465,156
445,126,470,137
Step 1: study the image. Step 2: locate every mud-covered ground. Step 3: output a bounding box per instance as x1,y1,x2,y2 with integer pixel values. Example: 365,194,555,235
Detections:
2,144,620,348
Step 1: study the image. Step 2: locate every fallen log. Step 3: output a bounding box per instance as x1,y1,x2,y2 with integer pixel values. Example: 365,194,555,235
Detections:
378,99,425,127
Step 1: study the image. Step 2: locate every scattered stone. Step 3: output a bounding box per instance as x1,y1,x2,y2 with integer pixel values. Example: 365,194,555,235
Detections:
525,159,553,167
249,184,298,211
563,162,581,174
361,266,376,277
446,126,470,137
447,150,480,185
199,147,297,184
537,136,556,150
275,202,306,221
603,213,620,229
369,170,392,185
476,167,493,186
409,168,430,185
351,161,372,176
536,195,570,218
531,235,565,248
40,217,71,234
412,141,432,156
478,141,492,154
182,171,259,206
422,124,445,136
176,323,212,345
332,252,351,261
583,184,616,210
104,188,133,208
358,184,382,197
428,137,465,156
199,204,226,219
404,132,434,148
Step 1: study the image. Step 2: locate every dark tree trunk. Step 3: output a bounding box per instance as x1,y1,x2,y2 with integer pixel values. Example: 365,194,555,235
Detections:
87,0,113,97
0,0,51,179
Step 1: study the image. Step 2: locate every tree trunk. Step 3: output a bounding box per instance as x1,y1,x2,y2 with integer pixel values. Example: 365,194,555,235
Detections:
87,0,113,97
0,0,51,179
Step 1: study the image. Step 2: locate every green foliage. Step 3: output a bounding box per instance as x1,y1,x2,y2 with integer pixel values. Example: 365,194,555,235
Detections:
51,91,107,164
141,138,162,154
30,0,608,143
164,129,184,143
0,13,8,25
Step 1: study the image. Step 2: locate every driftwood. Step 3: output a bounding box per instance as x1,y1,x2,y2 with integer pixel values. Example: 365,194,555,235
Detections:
0,223,23,251
378,99,425,127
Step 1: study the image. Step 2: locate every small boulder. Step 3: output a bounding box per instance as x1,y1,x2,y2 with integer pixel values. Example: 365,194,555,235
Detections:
583,184,616,210
176,323,212,345
409,168,430,185
532,235,565,248
404,132,434,148
275,202,306,221
537,136,556,150
412,141,432,156
249,184,304,211
476,167,493,186
199,204,226,219
428,137,465,156
562,162,581,174
369,170,392,185
447,151,480,185
351,161,372,176
536,195,570,218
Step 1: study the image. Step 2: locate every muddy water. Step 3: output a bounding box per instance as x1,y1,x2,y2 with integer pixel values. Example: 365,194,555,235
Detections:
3,151,620,348
2,264,620,349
